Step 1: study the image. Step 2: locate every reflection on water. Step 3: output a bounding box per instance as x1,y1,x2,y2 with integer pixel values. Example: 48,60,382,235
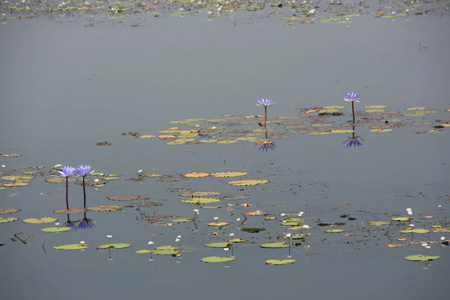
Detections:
344,125,363,147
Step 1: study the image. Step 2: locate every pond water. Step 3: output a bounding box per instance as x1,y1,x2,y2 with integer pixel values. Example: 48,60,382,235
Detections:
1,1,450,299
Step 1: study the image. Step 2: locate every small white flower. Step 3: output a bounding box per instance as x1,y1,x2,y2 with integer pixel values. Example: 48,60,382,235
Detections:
441,236,446,241
214,217,219,220
80,241,85,244
298,211,304,217
224,247,229,251
426,245,431,249
138,170,143,173
177,235,182,239
175,238,180,242
422,243,428,247
107,235,112,238
236,218,241,222
229,233,235,237
1,165,5,168
303,225,310,229
194,209,199,214
281,213,285,217
409,224,414,227
55,164,61,168
55,223,60,226
148,241,154,245
286,233,291,238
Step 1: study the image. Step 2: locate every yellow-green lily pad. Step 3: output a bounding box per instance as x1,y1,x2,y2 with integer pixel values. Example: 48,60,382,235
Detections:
391,217,412,222
97,243,131,249
260,242,289,248
0,217,19,223
201,256,235,263
22,217,58,224
205,242,230,248
41,227,72,233
54,244,90,250
400,228,429,234
325,229,344,233
405,254,440,261
264,259,296,265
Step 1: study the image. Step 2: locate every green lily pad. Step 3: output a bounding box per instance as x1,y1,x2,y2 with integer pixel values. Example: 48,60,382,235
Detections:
41,227,72,233
391,217,412,222
369,221,391,226
0,217,19,223
22,217,58,224
54,244,90,250
260,242,289,248
205,242,230,248
325,229,344,233
136,249,152,254
207,222,229,227
97,243,132,249
152,245,180,255
264,259,296,265
281,221,299,226
400,228,430,234
171,218,193,223
290,234,305,239
181,197,220,204
201,256,236,263
405,254,440,261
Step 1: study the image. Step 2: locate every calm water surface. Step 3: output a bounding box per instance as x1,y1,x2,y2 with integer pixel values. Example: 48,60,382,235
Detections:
1,6,449,300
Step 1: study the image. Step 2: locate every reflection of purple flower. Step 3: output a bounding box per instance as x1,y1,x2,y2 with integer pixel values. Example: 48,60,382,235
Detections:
343,92,360,102
256,98,275,107
76,165,92,177
344,137,363,147
78,218,95,229
58,166,76,177
258,141,276,151
63,221,78,230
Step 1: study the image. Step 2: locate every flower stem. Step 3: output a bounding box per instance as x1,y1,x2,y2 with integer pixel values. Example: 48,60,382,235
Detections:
264,106,268,129
82,175,87,208
65,177,70,210
351,101,356,123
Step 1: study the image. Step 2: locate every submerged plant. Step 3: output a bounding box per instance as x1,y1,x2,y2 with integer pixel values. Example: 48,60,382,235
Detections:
76,165,92,208
58,165,76,210
343,92,360,122
256,98,275,129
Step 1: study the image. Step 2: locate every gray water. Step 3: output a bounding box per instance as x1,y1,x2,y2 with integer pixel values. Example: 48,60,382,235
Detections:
1,4,449,300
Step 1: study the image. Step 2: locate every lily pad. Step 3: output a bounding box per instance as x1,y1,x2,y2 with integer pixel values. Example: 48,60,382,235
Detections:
325,229,344,233
264,259,296,265
45,177,77,183
211,172,247,178
281,221,299,226
54,244,90,250
171,218,193,223
181,197,220,204
220,195,251,201
369,221,391,226
0,217,19,223
207,222,229,227
201,256,235,263
241,228,265,233
136,249,152,254
400,228,430,234
180,191,222,197
41,227,72,233
53,208,86,214
153,245,180,255
181,172,210,178
404,254,440,261
97,243,132,249
107,195,140,201
244,211,266,216
0,208,21,214
87,205,123,212
391,217,412,222
205,242,230,248
433,228,450,233
22,217,58,224
228,238,246,243
260,242,289,248
228,179,269,186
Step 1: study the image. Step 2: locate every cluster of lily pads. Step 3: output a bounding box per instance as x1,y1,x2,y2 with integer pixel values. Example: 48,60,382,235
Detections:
1,0,448,25
1,160,449,266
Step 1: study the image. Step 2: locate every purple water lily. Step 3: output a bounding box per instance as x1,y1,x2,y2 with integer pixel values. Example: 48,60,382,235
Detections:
58,165,76,177
256,98,275,107
343,92,360,102
76,165,91,177
343,92,360,122
256,98,275,129
76,164,92,208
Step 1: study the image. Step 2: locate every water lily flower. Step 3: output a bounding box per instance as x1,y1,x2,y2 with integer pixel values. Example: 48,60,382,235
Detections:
256,98,275,107
258,141,276,152
76,165,92,177
256,98,275,129
107,235,112,239
343,92,360,102
58,165,76,177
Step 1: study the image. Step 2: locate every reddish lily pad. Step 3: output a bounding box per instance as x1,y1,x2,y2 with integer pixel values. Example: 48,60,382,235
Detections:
0,208,21,214
107,195,140,201
53,208,86,214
